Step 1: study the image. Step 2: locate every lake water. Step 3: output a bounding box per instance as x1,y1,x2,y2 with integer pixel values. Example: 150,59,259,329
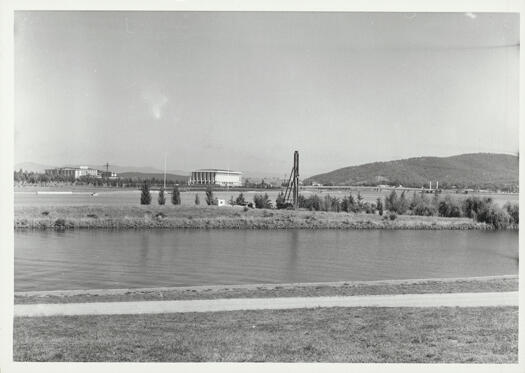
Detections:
15,230,518,292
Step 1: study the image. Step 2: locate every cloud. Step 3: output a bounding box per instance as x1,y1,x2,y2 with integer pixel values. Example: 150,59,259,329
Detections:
142,91,168,119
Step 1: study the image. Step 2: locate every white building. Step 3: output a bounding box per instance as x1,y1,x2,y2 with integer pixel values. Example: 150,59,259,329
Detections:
45,166,100,179
189,169,242,187
75,166,99,178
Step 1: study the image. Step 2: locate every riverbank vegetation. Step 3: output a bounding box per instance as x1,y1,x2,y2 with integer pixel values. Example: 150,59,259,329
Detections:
242,190,518,230
15,205,493,230
14,306,517,362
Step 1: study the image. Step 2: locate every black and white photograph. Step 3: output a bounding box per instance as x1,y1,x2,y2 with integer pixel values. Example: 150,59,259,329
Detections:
2,1,521,368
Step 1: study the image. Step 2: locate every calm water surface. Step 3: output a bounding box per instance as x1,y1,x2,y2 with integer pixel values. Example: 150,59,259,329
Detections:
15,230,518,292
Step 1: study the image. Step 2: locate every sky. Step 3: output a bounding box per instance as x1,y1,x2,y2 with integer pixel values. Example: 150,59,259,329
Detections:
14,11,519,177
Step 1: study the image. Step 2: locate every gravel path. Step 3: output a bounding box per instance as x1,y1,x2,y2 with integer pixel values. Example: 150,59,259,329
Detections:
14,291,518,317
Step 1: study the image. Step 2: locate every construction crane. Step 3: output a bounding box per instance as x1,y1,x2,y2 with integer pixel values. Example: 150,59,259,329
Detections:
283,150,300,209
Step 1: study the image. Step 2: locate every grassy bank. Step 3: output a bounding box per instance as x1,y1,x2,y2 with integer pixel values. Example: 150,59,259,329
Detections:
14,306,517,362
15,276,518,305
15,205,495,230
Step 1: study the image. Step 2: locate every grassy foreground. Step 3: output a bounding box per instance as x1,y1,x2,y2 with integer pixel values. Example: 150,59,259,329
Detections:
15,205,492,230
14,306,517,362
15,276,518,304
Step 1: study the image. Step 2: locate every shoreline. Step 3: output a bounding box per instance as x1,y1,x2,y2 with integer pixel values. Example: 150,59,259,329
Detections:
15,205,505,230
15,275,518,305
15,274,518,297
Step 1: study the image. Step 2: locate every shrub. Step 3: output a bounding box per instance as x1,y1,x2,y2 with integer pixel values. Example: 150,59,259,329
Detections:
460,196,515,229
309,195,322,211
437,196,462,217
341,196,349,212
205,186,214,206
389,212,397,220
341,194,357,213
158,187,166,205
86,213,98,218
384,190,398,212
410,193,436,216
301,194,322,211
356,192,364,209
275,192,287,209
504,202,519,224
235,193,247,206
253,193,272,209
331,196,342,212
54,218,66,228
477,204,511,229
384,190,409,214
322,195,332,211
376,198,383,216
41,211,50,216
397,191,409,215
140,182,151,205
462,197,488,219
171,185,181,205
194,193,200,205
363,202,375,214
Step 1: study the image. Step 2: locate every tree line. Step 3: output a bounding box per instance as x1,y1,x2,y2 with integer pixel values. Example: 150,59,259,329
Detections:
13,170,186,188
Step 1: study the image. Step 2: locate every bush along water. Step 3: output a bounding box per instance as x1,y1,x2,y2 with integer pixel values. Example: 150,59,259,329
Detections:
390,191,518,230
269,189,517,230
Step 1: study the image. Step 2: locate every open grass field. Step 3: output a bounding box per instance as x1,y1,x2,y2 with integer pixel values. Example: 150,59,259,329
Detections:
14,306,517,362
14,204,492,230
15,185,518,207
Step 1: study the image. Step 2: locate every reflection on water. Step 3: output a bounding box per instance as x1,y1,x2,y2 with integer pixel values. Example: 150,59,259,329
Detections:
15,229,518,292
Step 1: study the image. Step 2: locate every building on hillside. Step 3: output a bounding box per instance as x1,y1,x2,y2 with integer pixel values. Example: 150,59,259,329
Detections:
45,166,118,179
45,167,78,179
189,169,242,187
75,166,99,178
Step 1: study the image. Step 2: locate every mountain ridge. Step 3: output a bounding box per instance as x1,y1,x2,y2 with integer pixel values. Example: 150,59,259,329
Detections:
305,153,519,190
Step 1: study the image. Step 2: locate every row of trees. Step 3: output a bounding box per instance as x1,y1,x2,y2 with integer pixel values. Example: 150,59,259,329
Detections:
14,170,187,188
141,185,219,207
140,184,181,205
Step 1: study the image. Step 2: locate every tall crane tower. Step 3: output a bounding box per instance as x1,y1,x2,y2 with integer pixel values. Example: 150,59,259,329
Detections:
283,150,300,209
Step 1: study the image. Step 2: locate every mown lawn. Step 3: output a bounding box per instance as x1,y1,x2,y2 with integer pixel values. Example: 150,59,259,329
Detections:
14,306,517,362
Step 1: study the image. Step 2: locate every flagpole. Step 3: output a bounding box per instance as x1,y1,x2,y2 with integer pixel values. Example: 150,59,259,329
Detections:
163,152,167,190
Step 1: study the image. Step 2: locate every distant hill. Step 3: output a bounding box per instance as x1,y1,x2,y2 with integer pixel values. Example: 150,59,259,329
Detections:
305,153,519,190
119,172,189,182
14,162,55,173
